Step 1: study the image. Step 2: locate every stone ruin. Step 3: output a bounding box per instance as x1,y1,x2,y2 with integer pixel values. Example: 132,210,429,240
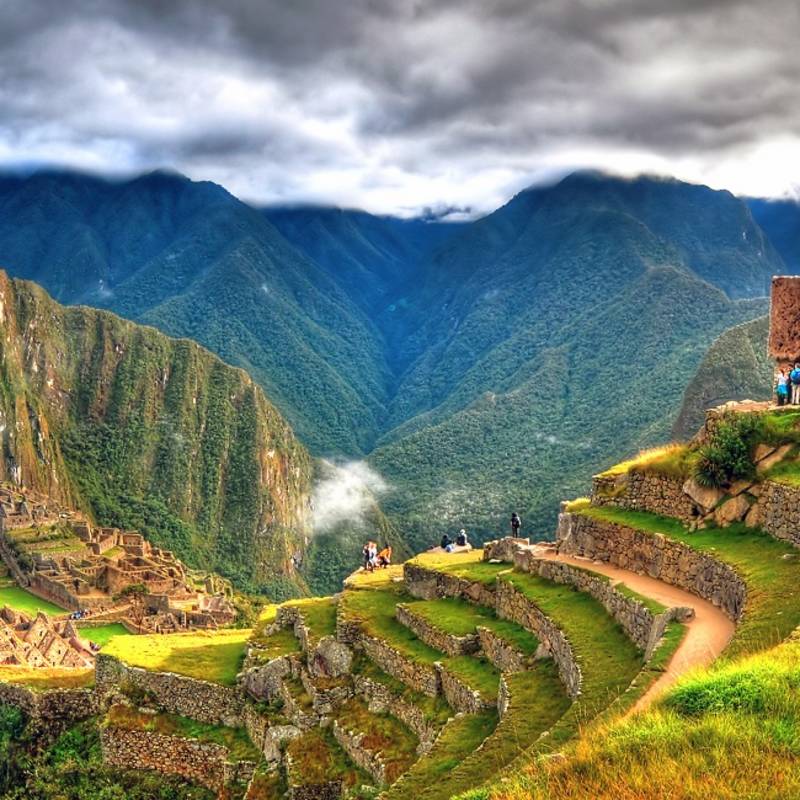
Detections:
0,483,236,633
769,275,800,364
0,606,94,668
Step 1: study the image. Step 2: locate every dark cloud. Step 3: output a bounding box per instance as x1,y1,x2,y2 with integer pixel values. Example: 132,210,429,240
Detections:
0,0,798,213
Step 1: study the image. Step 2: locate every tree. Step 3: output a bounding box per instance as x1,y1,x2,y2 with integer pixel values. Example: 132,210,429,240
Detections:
117,583,149,630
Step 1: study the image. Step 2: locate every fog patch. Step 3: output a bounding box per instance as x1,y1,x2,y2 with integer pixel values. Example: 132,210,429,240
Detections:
312,460,388,534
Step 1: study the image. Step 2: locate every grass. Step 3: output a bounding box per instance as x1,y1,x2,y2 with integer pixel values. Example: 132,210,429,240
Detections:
286,725,373,790
0,665,94,690
763,457,800,486
614,582,667,615
578,505,800,659
415,660,572,800
284,675,314,712
409,550,509,585
106,703,260,761
478,636,800,800
248,626,301,663
597,444,690,479
103,628,250,685
340,581,501,702
496,570,644,746
351,654,452,727
79,622,130,647
336,697,420,783
562,497,591,513
405,597,541,655
382,711,499,800
282,595,338,646
345,564,404,588
0,584,67,616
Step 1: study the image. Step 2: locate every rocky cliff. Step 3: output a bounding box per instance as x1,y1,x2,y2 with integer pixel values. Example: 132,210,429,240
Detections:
0,270,312,598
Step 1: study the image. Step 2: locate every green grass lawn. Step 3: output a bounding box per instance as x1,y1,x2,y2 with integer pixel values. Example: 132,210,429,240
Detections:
409,551,508,586
103,628,250,686
578,505,800,659
283,595,338,646
79,622,130,647
495,569,644,750
336,697,420,784
405,597,541,656
340,581,501,702
383,711,498,800
0,585,66,616
0,665,94,690
106,704,260,761
415,661,571,800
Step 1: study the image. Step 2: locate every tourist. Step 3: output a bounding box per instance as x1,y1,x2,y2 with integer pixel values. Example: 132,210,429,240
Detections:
791,363,800,405
440,533,451,550
777,368,790,406
362,541,372,571
510,512,521,537
456,529,468,547
377,545,392,568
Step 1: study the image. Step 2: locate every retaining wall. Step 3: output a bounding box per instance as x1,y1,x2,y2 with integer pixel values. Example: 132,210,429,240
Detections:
759,481,800,548
591,471,696,522
100,725,255,795
332,719,387,786
95,654,244,726
557,512,746,621
403,563,496,607
0,682,97,736
396,604,480,656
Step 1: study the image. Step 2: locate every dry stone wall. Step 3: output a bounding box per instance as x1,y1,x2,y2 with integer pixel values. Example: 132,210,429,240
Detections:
477,626,539,673
494,578,582,699
353,674,440,752
0,682,97,736
359,634,440,697
591,471,697,522
439,664,496,714
557,512,746,621
758,481,800,547
396,604,480,656
95,654,244,726
403,563,497,607
332,719,387,786
100,725,255,795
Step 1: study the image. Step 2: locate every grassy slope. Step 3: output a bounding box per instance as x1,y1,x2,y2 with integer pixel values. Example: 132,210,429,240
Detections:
0,585,66,616
103,629,250,686
579,506,800,659
80,623,131,647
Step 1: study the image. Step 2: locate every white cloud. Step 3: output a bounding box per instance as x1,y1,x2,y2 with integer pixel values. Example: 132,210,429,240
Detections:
311,460,388,534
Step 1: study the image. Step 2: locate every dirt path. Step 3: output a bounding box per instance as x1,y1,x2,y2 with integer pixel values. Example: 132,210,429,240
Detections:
529,544,735,712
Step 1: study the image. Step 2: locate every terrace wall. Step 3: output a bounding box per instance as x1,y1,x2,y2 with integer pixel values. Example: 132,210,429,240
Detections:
100,725,255,795
396,604,480,656
403,563,496,607
557,512,746,621
0,682,97,736
759,481,800,548
591,471,696,523
95,654,244,726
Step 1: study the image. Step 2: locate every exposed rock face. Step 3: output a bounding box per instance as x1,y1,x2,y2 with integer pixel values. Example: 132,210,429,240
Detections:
557,512,746,621
0,270,312,595
310,636,353,679
682,479,724,513
714,494,751,526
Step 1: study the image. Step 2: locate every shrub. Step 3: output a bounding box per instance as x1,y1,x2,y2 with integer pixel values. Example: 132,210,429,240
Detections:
690,413,763,488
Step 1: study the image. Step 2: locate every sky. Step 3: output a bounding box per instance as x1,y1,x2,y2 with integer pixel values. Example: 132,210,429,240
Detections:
1,0,799,217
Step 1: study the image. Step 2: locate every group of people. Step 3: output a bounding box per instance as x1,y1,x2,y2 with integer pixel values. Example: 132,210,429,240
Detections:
439,528,471,552
776,365,800,405
362,541,393,572
69,608,90,620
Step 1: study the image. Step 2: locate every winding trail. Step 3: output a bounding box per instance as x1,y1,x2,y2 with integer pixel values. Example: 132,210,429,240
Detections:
528,543,735,712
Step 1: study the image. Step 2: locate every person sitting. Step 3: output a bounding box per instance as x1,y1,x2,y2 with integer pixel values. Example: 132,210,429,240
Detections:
456,529,468,547
376,545,392,568
440,533,451,550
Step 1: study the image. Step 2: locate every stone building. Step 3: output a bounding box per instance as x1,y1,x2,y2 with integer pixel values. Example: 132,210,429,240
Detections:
0,606,95,668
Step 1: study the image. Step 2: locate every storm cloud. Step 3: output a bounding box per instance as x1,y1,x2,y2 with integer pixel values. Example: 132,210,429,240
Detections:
1,0,799,214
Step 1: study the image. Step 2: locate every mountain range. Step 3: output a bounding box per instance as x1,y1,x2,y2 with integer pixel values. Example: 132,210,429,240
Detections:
0,168,793,565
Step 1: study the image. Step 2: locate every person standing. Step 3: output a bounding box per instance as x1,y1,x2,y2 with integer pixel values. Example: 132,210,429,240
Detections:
510,512,521,537
777,368,790,406
790,363,800,405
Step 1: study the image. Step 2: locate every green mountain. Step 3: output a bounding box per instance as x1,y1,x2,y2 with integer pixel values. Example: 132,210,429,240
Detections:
0,270,312,598
0,169,780,557
748,197,800,273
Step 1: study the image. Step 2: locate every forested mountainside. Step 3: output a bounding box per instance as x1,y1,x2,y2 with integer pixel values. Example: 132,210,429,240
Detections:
0,271,312,598
748,197,800,274
0,169,783,553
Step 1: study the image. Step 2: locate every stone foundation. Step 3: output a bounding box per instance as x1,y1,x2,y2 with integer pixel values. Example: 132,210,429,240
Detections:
557,512,746,621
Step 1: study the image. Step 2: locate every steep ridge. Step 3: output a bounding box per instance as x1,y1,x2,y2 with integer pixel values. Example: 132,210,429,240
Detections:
748,196,800,273
0,270,312,598
0,169,781,551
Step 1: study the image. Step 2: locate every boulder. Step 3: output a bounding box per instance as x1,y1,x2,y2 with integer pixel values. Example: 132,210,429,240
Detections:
756,444,793,474
311,636,353,679
714,494,751,526
728,479,753,496
744,501,763,529
682,479,724,512
754,443,777,463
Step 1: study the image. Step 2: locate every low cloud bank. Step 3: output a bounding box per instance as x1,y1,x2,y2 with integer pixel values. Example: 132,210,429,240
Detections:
312,460,388,534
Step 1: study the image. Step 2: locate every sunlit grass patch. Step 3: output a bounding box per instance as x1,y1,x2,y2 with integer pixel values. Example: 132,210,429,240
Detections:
79,622,131,647
0,584,66,616
103,628,250,685
598,443,690,479
0,665,94,690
